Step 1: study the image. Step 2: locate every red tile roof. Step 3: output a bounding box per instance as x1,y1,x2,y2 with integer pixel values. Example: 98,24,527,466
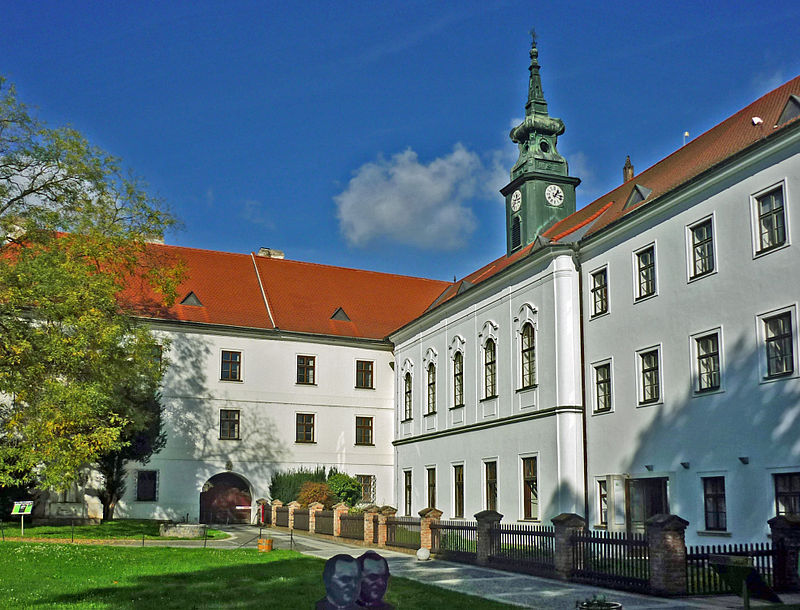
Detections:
127,243,449,340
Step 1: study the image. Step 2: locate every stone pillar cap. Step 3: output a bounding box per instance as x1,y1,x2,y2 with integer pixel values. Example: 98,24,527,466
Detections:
645,513,689,530
419,507,443,519
333,502,349,510
307,502,324,509
362,504,380,513
271,500,284,506
551,513,586,527
287,500,301,508
474,509,503,523
768,514,800,528
380,506,398,516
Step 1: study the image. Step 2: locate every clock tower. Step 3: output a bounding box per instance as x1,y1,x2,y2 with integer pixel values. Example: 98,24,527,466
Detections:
502,33,580,255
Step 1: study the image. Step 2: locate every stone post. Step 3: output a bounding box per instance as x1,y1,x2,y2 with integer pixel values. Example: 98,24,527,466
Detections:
769,514,800,591
377,506,397,548
287,501,300,530
474,509,503,565
363,505,379,545
551,513,586,580
419,507,443,551
646,514,689,595
333,502,349,538
271,500,282,527
308,502,324,535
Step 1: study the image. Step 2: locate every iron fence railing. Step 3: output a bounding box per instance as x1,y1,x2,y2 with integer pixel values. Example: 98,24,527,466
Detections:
293,509,309,531
431,520,478,563
686,541,781,594
488,523,555,575
386,516,421,549
571,529,650,593
340,514,365,540
315,510,334,535
275,507,289,528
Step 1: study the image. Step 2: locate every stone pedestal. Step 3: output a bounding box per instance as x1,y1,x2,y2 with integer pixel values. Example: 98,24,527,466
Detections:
271,500,282,527
287,501,300,530
769,514,800,591
308,502,324,534
474,509,503,565
551,513,586,580
377,506,397,548
419,507,443,551
333,503,349,538
646,514,689,595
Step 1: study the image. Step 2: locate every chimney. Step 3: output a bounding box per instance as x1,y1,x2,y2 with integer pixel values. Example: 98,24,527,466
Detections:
256,247,285,259
623,156,634,183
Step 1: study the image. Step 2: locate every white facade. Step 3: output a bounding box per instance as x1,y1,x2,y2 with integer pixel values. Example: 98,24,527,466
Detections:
582,125,800,544
391,250,584,522
116,323,396,522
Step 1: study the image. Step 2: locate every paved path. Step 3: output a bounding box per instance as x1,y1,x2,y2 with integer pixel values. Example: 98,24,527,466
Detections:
205,525,792,609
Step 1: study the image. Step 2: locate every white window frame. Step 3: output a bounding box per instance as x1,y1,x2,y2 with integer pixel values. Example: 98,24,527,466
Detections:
423,347,438,416
697,471,729,534
636,344,663,406
219,348,244,382
686,213,718,282
482,456,500,512
478,320,499,400
518,452,540,522
750,180,791,259
449,335,466,409
295,411,316,443
591,357,614,414
632,242,658,302
689,327,725,396
400,359,414,422
756,305,799,383
425,464,437,510
296,352,318,386
589,265,610,318
514,304,538,391
451,460,465,519
596,477,609,528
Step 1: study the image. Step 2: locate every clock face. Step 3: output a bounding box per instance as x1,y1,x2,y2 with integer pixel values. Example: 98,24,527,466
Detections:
545,184,565,207
510,190,522,212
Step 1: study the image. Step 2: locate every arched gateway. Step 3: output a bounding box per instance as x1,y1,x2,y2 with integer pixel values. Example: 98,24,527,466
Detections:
199,472,252,524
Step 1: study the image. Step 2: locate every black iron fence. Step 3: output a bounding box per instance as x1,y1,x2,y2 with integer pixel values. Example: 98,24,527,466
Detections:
340,514,365,540
571,529,650,593
431,520,478,563
488,522,555,575
386,516,421,549
275,507,289,528
686,542,782,594
293,509,309,531
315,510,334,535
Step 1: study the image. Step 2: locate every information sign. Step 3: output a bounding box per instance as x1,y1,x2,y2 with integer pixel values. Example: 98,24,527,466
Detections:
11,501,33,515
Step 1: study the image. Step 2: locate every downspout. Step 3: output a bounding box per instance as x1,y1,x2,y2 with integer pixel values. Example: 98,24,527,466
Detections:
571,243,590,523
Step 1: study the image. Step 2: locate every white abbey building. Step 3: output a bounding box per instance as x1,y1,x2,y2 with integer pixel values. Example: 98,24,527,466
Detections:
42,40,800,544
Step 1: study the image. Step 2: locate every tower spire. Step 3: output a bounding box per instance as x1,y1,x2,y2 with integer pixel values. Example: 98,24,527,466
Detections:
525,29,548,116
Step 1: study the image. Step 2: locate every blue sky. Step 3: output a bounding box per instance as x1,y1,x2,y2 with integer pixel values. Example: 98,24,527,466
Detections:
4,1,800,281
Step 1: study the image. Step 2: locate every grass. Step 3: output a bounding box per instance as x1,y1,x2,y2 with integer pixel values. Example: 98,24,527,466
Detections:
0,519,228,540
0,542,518,609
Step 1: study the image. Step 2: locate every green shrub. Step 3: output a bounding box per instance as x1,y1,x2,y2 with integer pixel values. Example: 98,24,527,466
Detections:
296,482,336,508
327,472,362,507
269,467,327,503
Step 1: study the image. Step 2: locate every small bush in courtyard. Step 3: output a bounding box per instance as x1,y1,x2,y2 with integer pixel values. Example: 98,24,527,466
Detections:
269,467,328,503
327,473,362,507
297,482,336,508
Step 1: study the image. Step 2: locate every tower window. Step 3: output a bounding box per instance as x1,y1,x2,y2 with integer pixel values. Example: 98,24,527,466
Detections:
511,216,522,250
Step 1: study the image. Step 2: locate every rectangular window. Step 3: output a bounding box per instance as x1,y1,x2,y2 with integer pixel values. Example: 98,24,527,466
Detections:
639,349,660,404
696,333,721,391
136,470,158,502
356,474,376,504
757,187,786,253
591,268,608,316
453,352,464,407
404,471,412,516
522,457,538,520
636,246,656,299
427,467,436,509
219,409,240,440
296,413,314,443
355,416,373,445
594,363,612,412
485,461,497,512
775,473,800,516
356,360,374,389
221,350,242,381
690,219,715,278
453,465,464,518
297,355,315,384
598,480,608,526
702,476,727,531
765,312,794,377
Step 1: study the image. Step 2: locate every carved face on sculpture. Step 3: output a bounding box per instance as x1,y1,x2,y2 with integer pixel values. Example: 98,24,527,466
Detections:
323,554,361,607
357,551,390,605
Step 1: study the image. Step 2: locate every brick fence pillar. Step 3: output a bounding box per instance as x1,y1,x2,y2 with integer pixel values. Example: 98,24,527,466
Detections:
363,506,379,544
474,509,502,566
551,512,586,580
419,507,443,551
308,502,324,535
333,503,349,538
287,501,300,530
769,514,800,591
377,506,397,548
646,513,689,595
271,500,282,527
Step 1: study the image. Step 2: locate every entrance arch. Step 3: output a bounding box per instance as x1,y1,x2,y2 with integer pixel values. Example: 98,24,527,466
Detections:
199,472,252,524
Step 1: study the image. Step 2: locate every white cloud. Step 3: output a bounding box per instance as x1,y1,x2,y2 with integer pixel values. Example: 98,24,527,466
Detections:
335,144,484,251
239,199,274,229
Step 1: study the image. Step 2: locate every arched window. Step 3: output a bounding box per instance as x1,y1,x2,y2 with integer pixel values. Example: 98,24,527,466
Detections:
426,362,436,414
403,372,412,420
521,322,536,388
511,216,522,250
484,338,497,398
453,352,464,407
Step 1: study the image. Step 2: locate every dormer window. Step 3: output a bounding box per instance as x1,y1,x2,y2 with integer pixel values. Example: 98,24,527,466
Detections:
625,184,653,209
778,95,800,126
180,291,203,306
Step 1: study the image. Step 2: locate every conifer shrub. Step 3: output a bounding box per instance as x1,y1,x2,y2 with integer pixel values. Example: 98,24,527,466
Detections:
268,467,327,503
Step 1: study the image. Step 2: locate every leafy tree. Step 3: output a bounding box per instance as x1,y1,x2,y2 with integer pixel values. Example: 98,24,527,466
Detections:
296,481,336,509
326,472,363,507
0,77,181,492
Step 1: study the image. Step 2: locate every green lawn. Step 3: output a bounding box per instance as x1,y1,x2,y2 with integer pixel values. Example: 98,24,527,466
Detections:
0,542,516,609
0,519,228,540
